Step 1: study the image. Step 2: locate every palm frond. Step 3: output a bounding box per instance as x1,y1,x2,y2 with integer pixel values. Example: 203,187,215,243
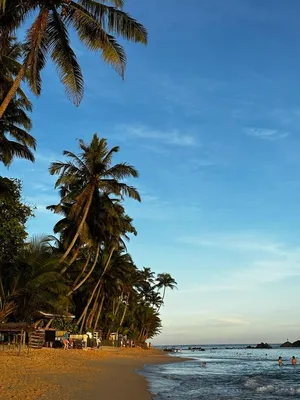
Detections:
69,3,126,77
78,0,147,44
48,7,84,106
0,137,35,166
105,162,139,179
25,6,49,95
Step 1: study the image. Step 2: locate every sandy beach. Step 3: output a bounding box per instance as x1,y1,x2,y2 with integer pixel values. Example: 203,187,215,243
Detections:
0,347,185,400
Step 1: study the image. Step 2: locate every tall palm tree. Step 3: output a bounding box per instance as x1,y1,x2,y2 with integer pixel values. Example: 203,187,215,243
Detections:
49,134,141,265
156,273,177,310
0,36,36,166
0,0,147,118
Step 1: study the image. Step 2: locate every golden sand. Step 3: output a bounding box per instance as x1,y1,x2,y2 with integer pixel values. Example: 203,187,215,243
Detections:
0,347,178,400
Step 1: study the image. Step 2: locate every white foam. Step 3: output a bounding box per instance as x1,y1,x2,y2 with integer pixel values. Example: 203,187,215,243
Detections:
256,385,274,393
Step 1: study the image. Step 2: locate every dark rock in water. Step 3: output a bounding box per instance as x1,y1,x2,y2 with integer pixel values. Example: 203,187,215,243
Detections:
280,341,293,348
292,340,300,347
255,342,272,349
246,345,254,349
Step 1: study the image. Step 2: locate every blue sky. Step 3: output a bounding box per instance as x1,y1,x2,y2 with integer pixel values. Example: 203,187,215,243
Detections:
2,0,300,344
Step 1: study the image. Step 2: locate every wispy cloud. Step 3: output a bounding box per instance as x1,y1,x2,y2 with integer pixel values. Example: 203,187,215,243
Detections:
209,317,251,327
179,233,300,293
245,128,289,141
35,151,62,164
179,234,287,255
115,124,198,147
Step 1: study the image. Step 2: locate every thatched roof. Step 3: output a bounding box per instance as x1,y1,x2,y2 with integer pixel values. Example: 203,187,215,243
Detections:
34,311,75,319
0,322,32,332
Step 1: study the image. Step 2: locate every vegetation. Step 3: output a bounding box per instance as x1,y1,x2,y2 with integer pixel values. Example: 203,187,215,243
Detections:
0,36,36,165
0,0,176,344
0,137,176,342
0,0,147,119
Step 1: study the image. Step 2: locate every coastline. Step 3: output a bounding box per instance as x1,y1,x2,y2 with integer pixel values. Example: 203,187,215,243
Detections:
0,347,188,400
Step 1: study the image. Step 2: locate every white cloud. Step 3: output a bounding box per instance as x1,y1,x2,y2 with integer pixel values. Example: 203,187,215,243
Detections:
35,151,62,164
115,124,198,147
179,233,287,255
245,128,289,140
178,233,300,292
209,317,251,327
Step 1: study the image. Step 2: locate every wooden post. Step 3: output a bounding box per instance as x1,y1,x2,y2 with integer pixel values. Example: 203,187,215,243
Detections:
18,330,22,355
45,318,54,329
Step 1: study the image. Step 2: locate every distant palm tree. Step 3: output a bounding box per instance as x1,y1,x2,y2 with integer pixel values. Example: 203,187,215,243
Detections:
156,273,177,310
0,36,36,166
0,0,147,118
49,134,141,266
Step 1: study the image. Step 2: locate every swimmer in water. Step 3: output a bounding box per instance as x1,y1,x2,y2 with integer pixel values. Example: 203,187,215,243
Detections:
292,356,297,366
278,356,283,366
202,362,207,367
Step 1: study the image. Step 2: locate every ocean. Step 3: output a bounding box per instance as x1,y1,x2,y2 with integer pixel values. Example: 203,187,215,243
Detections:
140,345,300,399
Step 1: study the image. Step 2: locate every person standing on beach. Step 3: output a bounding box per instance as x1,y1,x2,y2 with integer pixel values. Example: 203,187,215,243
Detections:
292,356,297,366
278,357,283,366
63,331,70,350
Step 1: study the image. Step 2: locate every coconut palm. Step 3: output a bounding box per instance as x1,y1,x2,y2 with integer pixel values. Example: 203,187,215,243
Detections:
1,236,70,322
0,0,147,118
156,273,177,310
49,134,140,265
0,36,36,166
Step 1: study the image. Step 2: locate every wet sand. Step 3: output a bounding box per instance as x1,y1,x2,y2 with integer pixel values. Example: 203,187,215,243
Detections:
0,347,186,399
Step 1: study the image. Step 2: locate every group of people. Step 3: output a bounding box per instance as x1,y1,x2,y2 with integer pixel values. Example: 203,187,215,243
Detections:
62,331,101,349
278,356,297,366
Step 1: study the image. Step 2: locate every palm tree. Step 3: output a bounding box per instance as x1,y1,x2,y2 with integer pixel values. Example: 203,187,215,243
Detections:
0,0,147,118
0,36,36,166
156,273,177,310
1,236,70,322
49,134,141,266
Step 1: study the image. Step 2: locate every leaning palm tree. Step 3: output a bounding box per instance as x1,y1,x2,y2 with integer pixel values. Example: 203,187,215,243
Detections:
49,134,141,265
0,35,36,166
0,0,147,118
156,273,177,310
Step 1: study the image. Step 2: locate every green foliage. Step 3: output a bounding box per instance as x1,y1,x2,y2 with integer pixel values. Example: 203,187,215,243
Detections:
52,318,79,333
0,0,147,108
0,36,36,166
0,177,33,265
0,137,176,342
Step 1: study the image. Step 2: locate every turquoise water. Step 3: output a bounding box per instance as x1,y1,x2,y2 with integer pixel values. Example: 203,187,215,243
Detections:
141,345,300,399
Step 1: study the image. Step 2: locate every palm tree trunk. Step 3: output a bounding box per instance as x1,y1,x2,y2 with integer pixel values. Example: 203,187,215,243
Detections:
0,63,27,119
72,253,91,288
77,279,101,332
86,284,101,328
0,276,5,302
119,292,130,329
157,286,166,311
93,293,105,332
114,292,123,318
60,187,94,265
61,245,81,274
67,242,100,296
101,246,115,277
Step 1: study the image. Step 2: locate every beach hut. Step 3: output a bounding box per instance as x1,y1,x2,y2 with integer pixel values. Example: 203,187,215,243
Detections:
0,322,32,350
33,311,75,348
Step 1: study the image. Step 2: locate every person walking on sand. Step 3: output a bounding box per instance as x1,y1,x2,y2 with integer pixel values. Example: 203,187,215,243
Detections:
63,331,70,350
292,356,297,366
278,356,283,366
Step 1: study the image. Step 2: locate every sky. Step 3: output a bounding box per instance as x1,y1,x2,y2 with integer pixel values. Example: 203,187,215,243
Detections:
2,0,300,345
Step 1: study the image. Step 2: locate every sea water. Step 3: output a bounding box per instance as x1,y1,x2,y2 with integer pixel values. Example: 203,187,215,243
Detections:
140,345,300,399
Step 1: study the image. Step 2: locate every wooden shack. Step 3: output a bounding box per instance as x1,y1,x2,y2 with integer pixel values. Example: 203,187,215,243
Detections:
0,322,32,349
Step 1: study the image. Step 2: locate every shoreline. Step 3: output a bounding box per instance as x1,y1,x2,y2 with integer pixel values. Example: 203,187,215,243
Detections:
0,347,189,400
